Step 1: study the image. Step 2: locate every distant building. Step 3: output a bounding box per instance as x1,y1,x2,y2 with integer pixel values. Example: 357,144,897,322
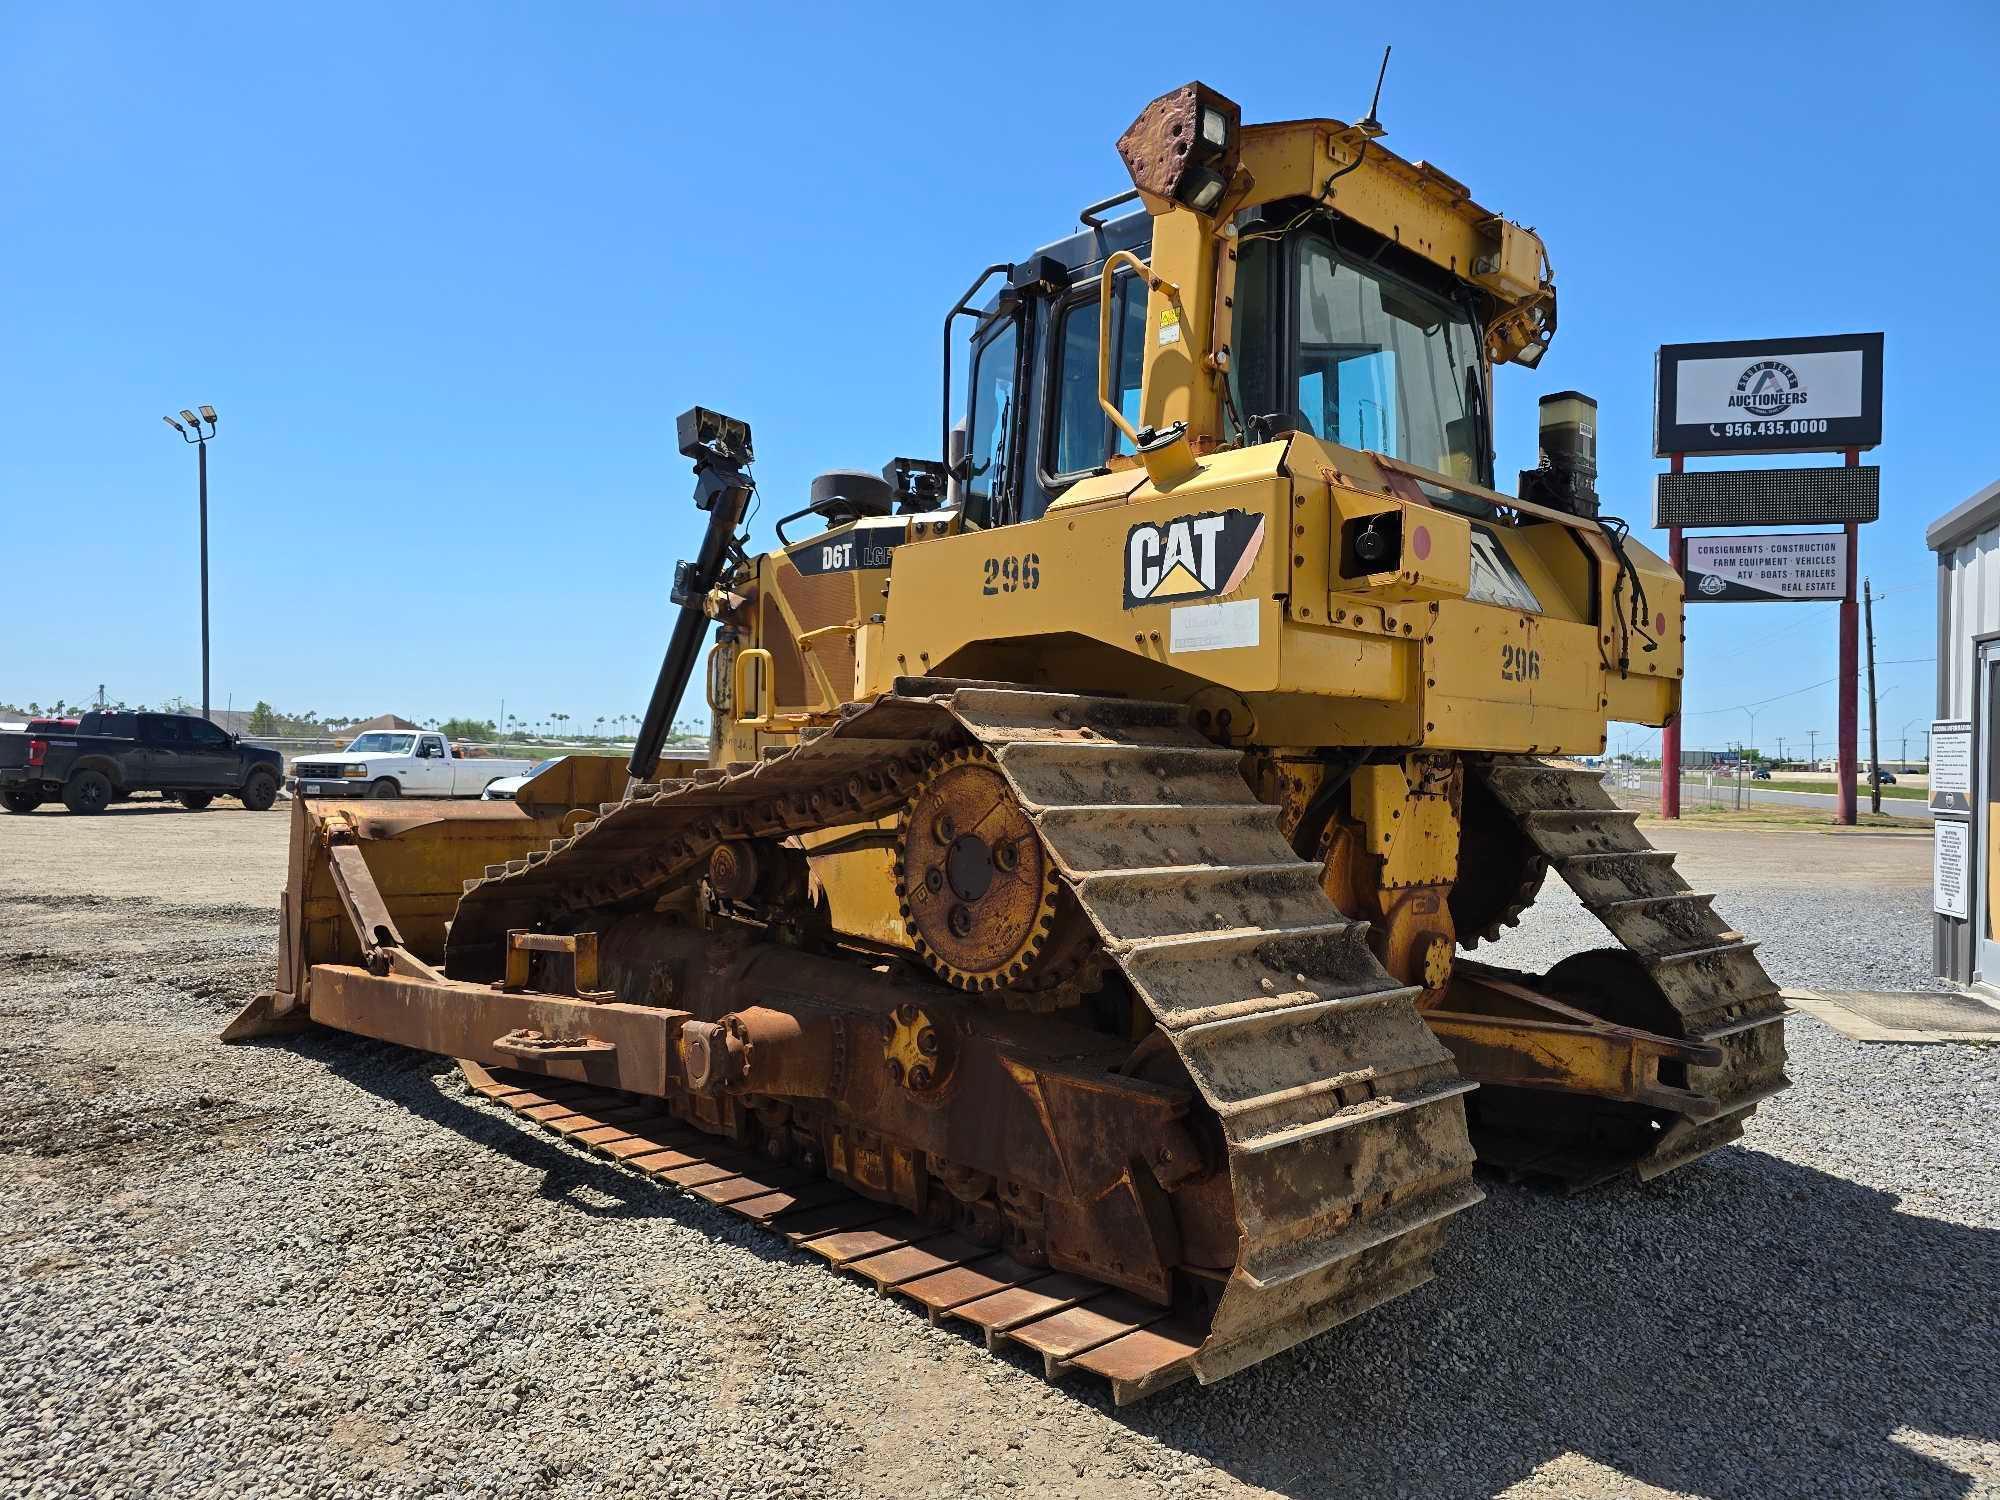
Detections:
1927,477,1999,989
336,714,423,735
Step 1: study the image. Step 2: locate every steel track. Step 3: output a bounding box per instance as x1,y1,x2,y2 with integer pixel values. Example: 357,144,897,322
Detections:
1471,757,1791,1184
447,682,1483,1392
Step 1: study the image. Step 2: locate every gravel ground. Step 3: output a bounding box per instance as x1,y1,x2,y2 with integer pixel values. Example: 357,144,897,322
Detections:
1,807,1994,1499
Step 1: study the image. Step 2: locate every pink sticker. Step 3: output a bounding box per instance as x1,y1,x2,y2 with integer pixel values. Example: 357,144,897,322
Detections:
1411,525,1431,561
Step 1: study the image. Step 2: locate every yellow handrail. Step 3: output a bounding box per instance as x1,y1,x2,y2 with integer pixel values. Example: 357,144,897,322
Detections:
1097,250,1184,449
731,647,774,730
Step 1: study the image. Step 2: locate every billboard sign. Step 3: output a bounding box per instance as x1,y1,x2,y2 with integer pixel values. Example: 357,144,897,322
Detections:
1655,333,1883,457
1683,532,1847,603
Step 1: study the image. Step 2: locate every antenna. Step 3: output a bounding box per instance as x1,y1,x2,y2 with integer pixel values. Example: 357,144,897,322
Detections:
1358,45,1392,136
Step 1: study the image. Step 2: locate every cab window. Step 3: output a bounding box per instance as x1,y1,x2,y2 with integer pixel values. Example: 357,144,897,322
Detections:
1228,234,1278,429
140,715,183,743
964,316,1021,526
1049,275,1147,479
1292,234,1484,480
419,735,445,758
189,720,229,748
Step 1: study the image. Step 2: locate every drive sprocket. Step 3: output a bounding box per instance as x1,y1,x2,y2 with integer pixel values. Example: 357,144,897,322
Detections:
1449,773,1548,948
893,748,1091,999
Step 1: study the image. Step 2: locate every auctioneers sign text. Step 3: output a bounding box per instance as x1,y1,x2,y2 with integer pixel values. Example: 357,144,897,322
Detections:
1655,333,1882,458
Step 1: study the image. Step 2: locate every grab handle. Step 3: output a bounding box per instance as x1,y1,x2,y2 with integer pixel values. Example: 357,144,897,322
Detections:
732,647,774,730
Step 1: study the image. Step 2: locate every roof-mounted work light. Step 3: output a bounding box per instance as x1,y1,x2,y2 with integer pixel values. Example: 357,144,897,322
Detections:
1115,82,1242,218
676,406,754,468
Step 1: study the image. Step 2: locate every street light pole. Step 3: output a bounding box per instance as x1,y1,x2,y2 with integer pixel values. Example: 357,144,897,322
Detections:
163,406,219,720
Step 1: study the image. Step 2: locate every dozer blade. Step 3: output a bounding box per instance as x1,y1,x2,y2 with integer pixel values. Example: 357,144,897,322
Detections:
223,771,631,1043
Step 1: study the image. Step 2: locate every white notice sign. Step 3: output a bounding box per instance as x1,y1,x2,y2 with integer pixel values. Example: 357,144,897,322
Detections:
1931,719,1972,815
1934,818,1970,920
1170,598,1260,654
1684,532,1847,603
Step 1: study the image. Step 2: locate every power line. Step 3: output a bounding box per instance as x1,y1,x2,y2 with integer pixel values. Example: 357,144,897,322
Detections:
1683,658,1934,718
1684,676,1837,715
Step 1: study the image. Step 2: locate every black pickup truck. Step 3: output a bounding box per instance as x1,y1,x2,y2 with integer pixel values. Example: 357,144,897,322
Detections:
0,711,284,815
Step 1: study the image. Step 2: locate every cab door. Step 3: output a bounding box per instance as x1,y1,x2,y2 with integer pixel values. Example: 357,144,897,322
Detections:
183,719,239,788
408,734,453,794
138,714,187,785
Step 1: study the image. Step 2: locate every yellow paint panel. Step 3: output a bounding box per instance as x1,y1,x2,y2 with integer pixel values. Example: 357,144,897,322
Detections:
1426,609,1605,754
876,467,1292,696
1279,623,1411,702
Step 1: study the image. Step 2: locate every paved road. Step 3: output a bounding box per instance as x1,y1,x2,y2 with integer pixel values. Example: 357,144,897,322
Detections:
1620,777,1935,821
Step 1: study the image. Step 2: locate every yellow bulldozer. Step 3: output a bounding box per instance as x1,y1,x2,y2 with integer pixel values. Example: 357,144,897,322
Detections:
228,80,1787,1403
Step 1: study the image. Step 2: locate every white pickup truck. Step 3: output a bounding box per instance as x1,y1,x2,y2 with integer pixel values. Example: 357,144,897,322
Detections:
290,731,536,800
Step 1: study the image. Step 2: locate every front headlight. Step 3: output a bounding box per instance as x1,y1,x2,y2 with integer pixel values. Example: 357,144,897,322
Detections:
342,764,369,777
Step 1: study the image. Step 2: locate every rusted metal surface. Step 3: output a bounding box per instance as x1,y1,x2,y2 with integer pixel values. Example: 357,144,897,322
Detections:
460,1057,1200,1403
593,920,1205,1304
1467,757,1790,1184
1114,82,1241,207
492,1028,617,1061
1428,960,1726,1119
679,1005,840,1100
219,989,310,1042
503,929,603,996
895,748,1067,990
264,792,575,1019
1448,774,1549,947
306,965,679,1096
327,842,407,956
446,684,1483,1389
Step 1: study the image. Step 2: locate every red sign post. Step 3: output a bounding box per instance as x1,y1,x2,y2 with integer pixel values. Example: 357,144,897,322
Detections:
1660,454,1684,820
1835,450,1861,825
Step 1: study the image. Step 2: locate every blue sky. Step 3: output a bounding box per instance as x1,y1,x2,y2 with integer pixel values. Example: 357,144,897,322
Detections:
4,3,1991,758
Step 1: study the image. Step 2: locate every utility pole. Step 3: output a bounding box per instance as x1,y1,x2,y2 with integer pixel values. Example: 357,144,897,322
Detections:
1808,728,1818,769
1864,576,1881,815
163,406,220,721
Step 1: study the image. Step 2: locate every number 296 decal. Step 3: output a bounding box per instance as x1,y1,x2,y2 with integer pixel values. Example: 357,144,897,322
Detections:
981,553,1041,595
1500,644,1542,682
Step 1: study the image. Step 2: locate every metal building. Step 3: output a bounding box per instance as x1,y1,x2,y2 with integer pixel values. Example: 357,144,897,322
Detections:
1926,477,2000,986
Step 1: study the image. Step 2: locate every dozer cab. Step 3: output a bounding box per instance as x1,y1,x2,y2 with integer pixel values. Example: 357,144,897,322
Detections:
230,81,1787,1403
